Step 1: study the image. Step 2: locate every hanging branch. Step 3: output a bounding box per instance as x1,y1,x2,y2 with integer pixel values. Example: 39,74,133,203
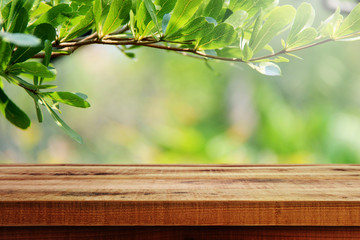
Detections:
1,0,360,142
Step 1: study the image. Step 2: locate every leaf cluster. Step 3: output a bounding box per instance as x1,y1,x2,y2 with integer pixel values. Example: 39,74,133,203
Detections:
1,0,360,142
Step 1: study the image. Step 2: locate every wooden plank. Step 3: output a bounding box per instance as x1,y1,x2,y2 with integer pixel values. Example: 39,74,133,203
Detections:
1,226,360,240
0,165,360,226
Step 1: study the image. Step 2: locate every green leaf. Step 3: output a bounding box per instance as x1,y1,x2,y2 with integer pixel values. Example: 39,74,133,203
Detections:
155,0,176,18
287,2,315,46
42,99,83,144
124,52,135,59
1,1,11,28
0,87,31,129
33,75,39,87
287,27,317,49
0,40,11,71
5,0,34,32
286,53,303,60
205,17,217,26
39,40,53,85
75,92,88,100
242,42,253,62
165,17,214,42
281,38,286,48
43,40,52,67
9,62,55,78
0,0,9,9
17,0,34,12
30,2,52,20
165,0,203,36
34,99,43,123
248,62,281,76
203,0,223,19
335,3,360,38
248,10,263,47
27,91,43,123
8,7,28,33
11,23,56,64
263,44,274,54
318,7,343,38
224,10,248,30
161,13,171,34
102,0,131,36
129,9,136,37
229,0,277,19
250,5,296,54
61,8,95,42
69,0,93,14
94,0,103,34
271,56,289,63
0,32,41,47
31,4,72,28
216,47,243,58
252,56,289,63
144,0,160,34
8,74,55,90
135,1,153,39
6,74,36,90
41,91,91,108
197,23,237,50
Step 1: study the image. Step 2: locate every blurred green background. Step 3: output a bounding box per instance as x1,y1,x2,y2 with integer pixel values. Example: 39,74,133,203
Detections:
1,0,360,164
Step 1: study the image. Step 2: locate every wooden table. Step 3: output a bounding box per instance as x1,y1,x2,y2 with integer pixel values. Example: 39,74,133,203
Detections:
1,165,360,239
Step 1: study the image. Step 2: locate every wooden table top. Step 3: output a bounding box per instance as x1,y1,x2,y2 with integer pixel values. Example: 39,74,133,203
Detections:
1,165,360,226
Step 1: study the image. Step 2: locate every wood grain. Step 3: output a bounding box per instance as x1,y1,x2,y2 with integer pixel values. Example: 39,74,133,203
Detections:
2,226,360,240
0,165,360,226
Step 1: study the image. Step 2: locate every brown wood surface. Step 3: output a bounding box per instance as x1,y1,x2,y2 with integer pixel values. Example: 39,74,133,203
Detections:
2,226,360,240
0,165,360,226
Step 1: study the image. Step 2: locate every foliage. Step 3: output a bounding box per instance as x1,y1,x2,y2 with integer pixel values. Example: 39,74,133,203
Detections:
1,0,360,142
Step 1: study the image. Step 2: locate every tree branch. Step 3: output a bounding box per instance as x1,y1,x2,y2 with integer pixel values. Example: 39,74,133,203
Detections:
32,35,337,64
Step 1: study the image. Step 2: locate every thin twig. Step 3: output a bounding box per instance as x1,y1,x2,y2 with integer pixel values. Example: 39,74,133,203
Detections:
250,39,334,61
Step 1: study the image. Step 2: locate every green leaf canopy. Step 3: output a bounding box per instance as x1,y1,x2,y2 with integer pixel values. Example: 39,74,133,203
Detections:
1,0,360,142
